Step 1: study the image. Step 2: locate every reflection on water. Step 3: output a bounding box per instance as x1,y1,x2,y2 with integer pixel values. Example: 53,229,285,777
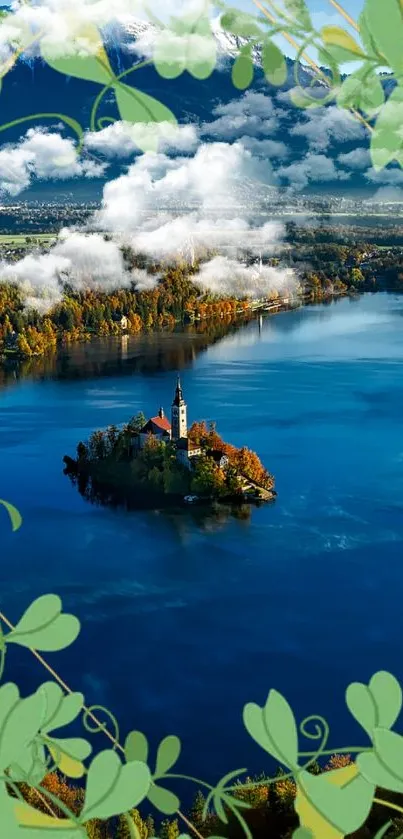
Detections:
0,314,260,390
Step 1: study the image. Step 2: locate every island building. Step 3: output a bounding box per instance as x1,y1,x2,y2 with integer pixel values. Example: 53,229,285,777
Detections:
133,377,228,471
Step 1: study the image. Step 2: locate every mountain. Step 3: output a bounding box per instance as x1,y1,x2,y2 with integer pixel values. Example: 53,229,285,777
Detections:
0,18,388,203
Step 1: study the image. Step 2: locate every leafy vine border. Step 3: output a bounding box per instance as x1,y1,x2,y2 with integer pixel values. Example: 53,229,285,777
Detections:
0,0,401,169
3,499,403,839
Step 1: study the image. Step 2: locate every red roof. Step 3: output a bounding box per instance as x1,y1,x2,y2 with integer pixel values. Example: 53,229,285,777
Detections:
149,415,171,433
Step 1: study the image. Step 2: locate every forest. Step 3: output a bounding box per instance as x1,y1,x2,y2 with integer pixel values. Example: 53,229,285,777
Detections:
66,414,274,505
11,753,403,839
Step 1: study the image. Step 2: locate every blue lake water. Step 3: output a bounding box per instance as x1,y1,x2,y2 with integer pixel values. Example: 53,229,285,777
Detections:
1,292,403,791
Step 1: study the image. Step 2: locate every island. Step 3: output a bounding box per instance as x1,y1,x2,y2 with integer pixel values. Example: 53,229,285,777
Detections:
63,376,276,511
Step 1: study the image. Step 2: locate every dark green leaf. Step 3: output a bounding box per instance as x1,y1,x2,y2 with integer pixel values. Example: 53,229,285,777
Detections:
370,84,403,170
6,594,80,652
220,10,263,37
231,52,254,90
283,0,312,30
147,784,180,815
364,0,403,75
262,41,287,86
125,731,149,764
154,735,181,777
81,751,151,821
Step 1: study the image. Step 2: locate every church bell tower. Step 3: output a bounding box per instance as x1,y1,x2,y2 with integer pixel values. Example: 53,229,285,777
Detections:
171,375,187,441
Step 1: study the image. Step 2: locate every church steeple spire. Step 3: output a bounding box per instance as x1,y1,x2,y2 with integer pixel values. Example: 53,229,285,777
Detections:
171,375,187,440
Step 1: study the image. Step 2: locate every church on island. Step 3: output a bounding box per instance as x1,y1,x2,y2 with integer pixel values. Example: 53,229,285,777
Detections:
133,377,229,471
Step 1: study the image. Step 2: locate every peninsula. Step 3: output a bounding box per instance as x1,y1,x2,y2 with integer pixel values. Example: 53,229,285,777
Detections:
63,377,275,510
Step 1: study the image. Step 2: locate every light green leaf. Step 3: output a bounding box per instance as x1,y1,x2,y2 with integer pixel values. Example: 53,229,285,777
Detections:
81,751,151,821
364,0,403,75
289,86,322,108
283,0,312,30
296,766,374,836
292,829,314,839
370,671,402,728
337,74,363,109
48,736,92,778
113,83,177,152
8,742,48,785
243,691,298,769
370,84,403,170
40,24,114,84
373,822,394,839
125,730,149,764
0,499,22,532
187,37,216,80
231,51,254,90
147,784,180,815
374,727,403,776
358,8,381,59
262,41,287,86
321,25,364,57
154,735,181,777
357,749,403,792
263,689,299,768
220,9,263,37
6,594,80,652
39,683,84,734
0,684,46,771
346,671,401,738
154,33,187,79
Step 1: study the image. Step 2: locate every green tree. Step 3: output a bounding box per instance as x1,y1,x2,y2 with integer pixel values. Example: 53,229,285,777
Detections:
160,819,180,839
127,412,147,432
189,790,207,833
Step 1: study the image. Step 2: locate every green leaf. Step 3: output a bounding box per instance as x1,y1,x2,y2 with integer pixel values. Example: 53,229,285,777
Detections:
370,84,403,170
364,0,403,74
292,829,314,839
0,684,46,771
9,742,48,785
321,43,365,64
0,500,22,532
243,690,298,769
321,25,365,57
47,736,92,778
262,41,287,86
289,86,322,108
154,735,181,777
358,8,381,59
113,83,177,152
370,671,402,728
125,730,149,764
81,751,151,821
346,671,402,738
374,728,403,777
296,767,374,835
147,784,180,815
39,683,84,733
283,0,312,30
154,33,187,79
220,9,263,37
41,25,113,84
6,594,80,652
337,74,363,108
231,51,254,90
357,749,403,793
187,37,216,80
372,822,394,839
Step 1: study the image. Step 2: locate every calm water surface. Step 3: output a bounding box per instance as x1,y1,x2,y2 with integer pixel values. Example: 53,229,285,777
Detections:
1,293,403,786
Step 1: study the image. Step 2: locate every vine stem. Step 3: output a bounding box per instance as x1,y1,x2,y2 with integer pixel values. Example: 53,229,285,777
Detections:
0,609,205,839
251,0,373,134
89,58,153,132
374,797,403,816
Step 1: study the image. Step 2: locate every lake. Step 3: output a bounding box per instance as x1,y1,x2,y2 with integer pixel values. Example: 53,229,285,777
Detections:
1,292,403,795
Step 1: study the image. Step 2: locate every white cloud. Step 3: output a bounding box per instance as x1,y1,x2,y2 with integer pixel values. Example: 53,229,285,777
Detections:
365,166,403,185
337,148,371,170
0,128,105,196
94,140,275,234
290,106,365,151
277,153,350,190
201,91,279,140
193,255,295,298
85,121,199,157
